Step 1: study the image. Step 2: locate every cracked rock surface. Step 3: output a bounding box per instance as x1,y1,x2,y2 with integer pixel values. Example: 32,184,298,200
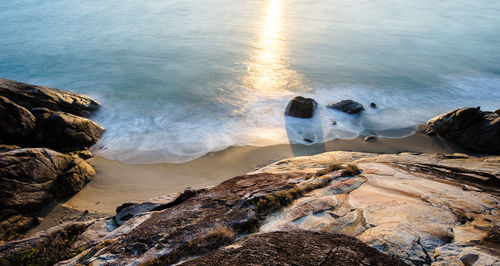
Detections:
0,151,498,265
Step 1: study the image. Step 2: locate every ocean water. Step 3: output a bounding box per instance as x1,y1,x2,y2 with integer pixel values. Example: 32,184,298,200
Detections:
1,0,499,163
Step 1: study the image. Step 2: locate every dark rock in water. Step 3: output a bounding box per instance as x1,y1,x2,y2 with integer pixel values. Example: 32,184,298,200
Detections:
427,107,500,154
180,230,406,266
0,96,36,141
370,102,377,108
327,99,364,114
285,96,317,118
364,135,377,142
0,148,95,211
31,108,105,151
0,78,100,117
330,120,337,125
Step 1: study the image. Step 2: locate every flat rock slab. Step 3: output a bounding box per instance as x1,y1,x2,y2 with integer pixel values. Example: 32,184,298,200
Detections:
257,151,500,265
1,151,499,266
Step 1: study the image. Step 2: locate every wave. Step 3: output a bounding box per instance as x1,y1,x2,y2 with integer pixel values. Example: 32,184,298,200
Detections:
90,73,500,163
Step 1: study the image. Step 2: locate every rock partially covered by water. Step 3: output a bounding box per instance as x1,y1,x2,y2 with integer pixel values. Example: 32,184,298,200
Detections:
327,99,365,114
0,96,36,141
0,78,100,117
285,96,317,118
427,107,500,154
180,230,406,266
31,108,105,151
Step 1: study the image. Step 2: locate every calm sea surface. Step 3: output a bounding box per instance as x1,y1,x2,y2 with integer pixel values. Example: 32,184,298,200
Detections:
1,0,499,162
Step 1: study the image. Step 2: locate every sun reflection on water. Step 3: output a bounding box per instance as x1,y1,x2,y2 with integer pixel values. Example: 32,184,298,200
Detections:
244,0,304,96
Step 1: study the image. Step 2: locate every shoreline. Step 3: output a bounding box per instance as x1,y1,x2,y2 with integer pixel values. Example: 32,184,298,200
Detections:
28,125,468,235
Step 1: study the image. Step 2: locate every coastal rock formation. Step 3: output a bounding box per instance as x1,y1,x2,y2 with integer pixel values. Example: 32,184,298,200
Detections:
285,96,317,118
1,151,498,265
427,107,500,154
0,148,95,210
0,78,103,243
327,99,364,114
256,152,500,265
31,108,105,151
0,78,100,117
0,96,36,141
0,148,95,242
180,230,406,265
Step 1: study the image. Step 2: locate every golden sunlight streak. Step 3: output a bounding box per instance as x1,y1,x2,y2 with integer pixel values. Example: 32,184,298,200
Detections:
244,0,304,96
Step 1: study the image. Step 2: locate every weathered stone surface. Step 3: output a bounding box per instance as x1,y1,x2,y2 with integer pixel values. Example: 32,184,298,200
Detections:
285,96,317,118
1,151,499,265
256,151,500,265
0,221,93,264
427,107,500,154
0,214,39,243
0,78,100,117
31,108,105,151
0,95,36,141
180,230,407,265
0,148,95,211
0,148,95,241
327,99,365,114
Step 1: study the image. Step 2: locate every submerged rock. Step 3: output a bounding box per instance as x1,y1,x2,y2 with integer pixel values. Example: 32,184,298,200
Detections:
0,78,100,117
0,96,36,141
427,107,500,154
327,99,364,114
180,230,406,265
285,96,317,118
31,108,105,151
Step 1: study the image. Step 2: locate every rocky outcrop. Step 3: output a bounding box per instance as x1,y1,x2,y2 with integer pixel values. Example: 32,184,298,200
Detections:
0,96,36,141
256,152,500,265
1,151,498,265
0,78,100,117
0,148,95,242
285,96,317,118
31,108,104,151
327,99,365,114
0,78,103,242
427,107,500,154
180,230,406,265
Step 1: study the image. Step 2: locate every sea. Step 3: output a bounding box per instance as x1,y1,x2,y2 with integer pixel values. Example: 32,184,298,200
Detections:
1,0,499,163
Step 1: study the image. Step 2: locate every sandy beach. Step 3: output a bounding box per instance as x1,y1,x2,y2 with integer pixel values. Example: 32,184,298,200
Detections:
27,125,467,235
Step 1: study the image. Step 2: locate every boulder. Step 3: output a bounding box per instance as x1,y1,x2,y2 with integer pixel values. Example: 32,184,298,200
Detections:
327,99,364,114
0,148,95,241
0,96,36,141
180,231,406,266
285,96,317,118
0,148,95,212
31,108,105,151
427,107,500,154
0,78,100,117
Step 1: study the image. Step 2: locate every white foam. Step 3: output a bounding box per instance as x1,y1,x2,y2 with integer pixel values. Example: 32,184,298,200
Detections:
90,74,500,163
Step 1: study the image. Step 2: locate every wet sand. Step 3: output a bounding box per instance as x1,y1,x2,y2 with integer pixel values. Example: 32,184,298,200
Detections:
29,126,466,235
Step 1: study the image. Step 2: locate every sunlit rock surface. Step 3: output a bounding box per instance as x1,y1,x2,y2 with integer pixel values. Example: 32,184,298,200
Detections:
0,151,498,265
256,151,500,265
